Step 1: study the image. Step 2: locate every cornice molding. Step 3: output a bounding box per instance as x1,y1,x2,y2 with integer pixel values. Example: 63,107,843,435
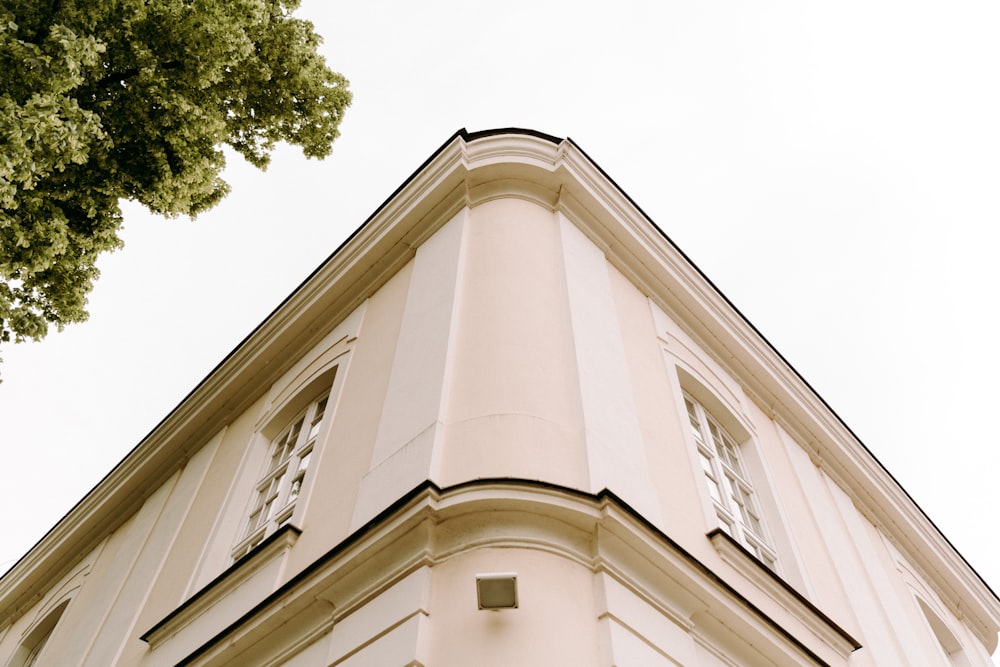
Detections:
153,479,848,667
141,525,302,647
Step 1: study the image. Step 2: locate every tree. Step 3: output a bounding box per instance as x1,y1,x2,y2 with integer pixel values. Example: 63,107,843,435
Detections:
0,0,350,352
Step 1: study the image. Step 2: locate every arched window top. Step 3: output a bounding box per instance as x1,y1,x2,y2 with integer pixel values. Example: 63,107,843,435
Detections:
6,600,69,667
916,597,969,665
256,304,363,435
676,366,752,443
259,363,340,440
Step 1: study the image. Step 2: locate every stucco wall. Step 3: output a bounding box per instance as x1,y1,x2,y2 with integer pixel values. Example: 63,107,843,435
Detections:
2,131,995,666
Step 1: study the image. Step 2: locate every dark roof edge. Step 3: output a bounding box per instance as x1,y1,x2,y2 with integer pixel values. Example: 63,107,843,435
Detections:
463,127,564,145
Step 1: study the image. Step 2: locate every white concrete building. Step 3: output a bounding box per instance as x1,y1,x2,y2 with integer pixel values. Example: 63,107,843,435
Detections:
2,129,997,666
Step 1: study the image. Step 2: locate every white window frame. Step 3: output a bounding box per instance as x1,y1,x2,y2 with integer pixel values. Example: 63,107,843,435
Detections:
232,392,330,560
683,392,778,570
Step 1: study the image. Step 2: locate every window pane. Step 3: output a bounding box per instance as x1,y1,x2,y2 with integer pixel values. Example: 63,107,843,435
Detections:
709,423,742,474
298,450,312,474
288,476,303,504
698,451,714,475
684,397,698,422
708,422,723,447
705,474,723,503
246,508,262,533
684,392,776,568
308,397,329,440
288,418,304,446
266,442,285,473
685,399,706,445
262,498,275,521
263,473,283,500
721,441,742,474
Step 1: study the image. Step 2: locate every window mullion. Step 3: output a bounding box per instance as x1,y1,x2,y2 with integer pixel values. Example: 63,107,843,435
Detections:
683,391,777,571
234,392,332,561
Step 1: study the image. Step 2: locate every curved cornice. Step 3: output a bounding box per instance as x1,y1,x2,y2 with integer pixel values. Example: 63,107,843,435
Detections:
1,129,997,647
148,479,857,667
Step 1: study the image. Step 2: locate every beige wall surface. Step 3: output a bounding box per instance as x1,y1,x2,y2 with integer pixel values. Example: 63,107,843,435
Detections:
442,199,588,488
2,131,995,667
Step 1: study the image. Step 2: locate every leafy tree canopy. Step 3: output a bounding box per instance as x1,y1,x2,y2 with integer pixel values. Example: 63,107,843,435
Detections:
0,0,350,351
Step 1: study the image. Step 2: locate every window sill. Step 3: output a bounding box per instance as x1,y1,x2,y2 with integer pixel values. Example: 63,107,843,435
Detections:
707,529,860,658
141,525,302,647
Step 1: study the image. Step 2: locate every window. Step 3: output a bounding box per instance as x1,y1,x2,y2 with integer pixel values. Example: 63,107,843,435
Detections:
916,597,971,667
6,600,68,667
684,393,777,570
232,393,329,560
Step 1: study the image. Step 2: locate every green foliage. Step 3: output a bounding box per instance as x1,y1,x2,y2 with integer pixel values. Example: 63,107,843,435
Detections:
0,0,350,350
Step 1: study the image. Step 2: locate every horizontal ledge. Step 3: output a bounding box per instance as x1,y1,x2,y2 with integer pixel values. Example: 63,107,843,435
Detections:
707,528,861,656
152,478,854,667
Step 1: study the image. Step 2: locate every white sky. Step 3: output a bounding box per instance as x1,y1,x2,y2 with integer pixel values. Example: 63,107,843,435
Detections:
2,0,999,655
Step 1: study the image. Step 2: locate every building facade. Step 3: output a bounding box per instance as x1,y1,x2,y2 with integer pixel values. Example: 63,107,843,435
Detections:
1,129,997,666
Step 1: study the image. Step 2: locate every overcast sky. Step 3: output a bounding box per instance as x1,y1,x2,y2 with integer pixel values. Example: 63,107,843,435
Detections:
2,0,998,653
